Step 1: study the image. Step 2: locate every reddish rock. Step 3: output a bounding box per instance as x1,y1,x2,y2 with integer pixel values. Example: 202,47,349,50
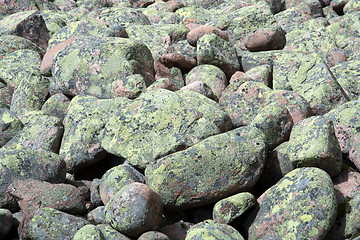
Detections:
229,71,245,84
159,221,193,240
148,78,180,91
244,26,286,52
40,36,79,76
0,11,50,50
7,179,87,221
181,81,217,101
187,25,229,47
333,170,360,204
166,0,184,12
128,0,155,8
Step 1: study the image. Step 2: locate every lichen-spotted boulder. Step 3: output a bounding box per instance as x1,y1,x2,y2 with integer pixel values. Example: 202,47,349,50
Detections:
248,167,337,240
52,36,154,99
0,149,66,210
185,220,244,240
0,35,43,59
0,108,23,147
60,95,130,173
100,89,232,169
145,126,266,210
74,224,131,240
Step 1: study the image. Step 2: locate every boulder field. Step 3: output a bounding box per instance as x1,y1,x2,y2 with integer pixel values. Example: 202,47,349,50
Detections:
1,0,360,239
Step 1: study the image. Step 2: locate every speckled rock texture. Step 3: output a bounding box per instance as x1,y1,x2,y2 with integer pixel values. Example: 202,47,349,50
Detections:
249,167,337,240
105,182,163,237
3,0,360,239
0,208,13,238
145,126,266,210
185,220,244,240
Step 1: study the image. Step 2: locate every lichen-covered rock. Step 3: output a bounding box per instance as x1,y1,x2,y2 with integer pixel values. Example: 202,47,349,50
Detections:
173,6,211,25
126,24,189,60
147,78,180,92
2,112,63,153
234,65,272,87
160,40,197,72
0,85,14,109
9,69,49,118
101,89,231,169
344,0,360,14
264,90,314,124
0,10,49,50
60,95,130,173
196,33,239,78
154,61,184,87
324,100,360,154
7,179,87,221
187,25,228,47
52,36,153,99
238,50,280,72
0,108,23,147
0,208,12,238
181,81,217,101
248,167,337,240
244,25,286,52
0,0,38,16
142,1,169,24
97,224,132,240
21,207,90,240
145,126,266,210
0,149,66,209
286,116,342,177
138,231,169,240
40,10,69,37
41,93,70,121
73,225,103,240
99,163,145,205
220,81,273,127
0,49,41,88
0,35,43,59
330,60,360,100
87,206,105,225
185,220,244,240
105,182,163,237
213,192,256,224
185,64,227,99
272,51,349,115
250,102,294,150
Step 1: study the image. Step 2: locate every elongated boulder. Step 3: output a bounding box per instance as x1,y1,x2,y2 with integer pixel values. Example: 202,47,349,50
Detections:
145,126,266,210
101,89,232,169
0,149,66,209
52,36,154,99
249,167,338,240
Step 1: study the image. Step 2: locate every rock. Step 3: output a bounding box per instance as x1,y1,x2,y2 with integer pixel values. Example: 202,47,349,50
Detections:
99,163,145,205
248,167,337,239
40,36,79,77
220,81,273,127
344,0,360,14
158,221,191,240
0,86,14,109
40,10,69,37
41,93,70,121
104,182,163,237
173,6,211,25
287,116,342,177
145,126,266,210
185,64,227,99
21,207,90,240
181,81,218,101
331,60,360,100
147,78,180,92
0,149,66,210
0,10,49,50
196,33,239,78
73,225,103,240
143,1,169,24
52,36,153,99
90,179,102,207
229,71,244,84
239,50,280,72
213,192,256,224
10,69,49,118
0,208,13,238
100,89,231,169
0,108,23,147
138,231,170,240
250,101,294,150
97,224,132,240
161,40,197,72
60,95,130,173
186,25,228,47
185,220,244,240
0,35,43,59
3,112,63,153
128,0,155,8
244,25,286,51
154,61,184,87
87,206,105,225
240,64,272,87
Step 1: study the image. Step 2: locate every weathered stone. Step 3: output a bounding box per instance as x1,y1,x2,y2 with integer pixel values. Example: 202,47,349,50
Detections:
220,81,273,127
22,207,90,240
249,167,337,240
41,93,70,121
213,192,256,224
105,182,163,237
0,208,12,238
344,0,360,14
173,6,211,25
145,126,266,210
147,78,180,92
240,64,272,87
186,25,228,47
161,40,197,72
244,25,286,52
238,50,280,72
60,95,130,173
2,112,63,153
197,33,239,78
0,35,43,59
0,149,66,210
138,231,170,240
101,89,231,169
87,206,105,225
0,86,14,109
99,163,145,205
143,1,169,24
74,224,132,240
185,220,244,240
185,64,227,99
0,10,49,50
0,108,23,147
331,60,360,100
181,81,217,101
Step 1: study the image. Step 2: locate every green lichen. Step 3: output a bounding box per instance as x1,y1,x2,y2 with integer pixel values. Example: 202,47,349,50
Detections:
74,225,103,240
185,220,244,240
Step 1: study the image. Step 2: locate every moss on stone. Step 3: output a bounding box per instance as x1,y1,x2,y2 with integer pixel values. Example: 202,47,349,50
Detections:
185,220,244,240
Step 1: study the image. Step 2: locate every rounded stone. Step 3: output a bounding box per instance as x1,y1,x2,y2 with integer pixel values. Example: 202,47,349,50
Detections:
105,182,163,237
185,220,244,240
